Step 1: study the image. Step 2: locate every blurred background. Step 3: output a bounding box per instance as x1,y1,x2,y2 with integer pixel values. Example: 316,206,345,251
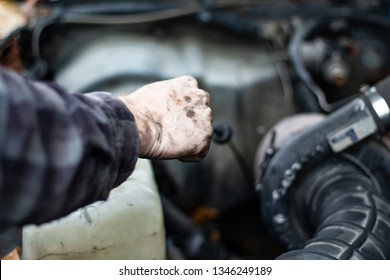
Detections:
2,0,390,260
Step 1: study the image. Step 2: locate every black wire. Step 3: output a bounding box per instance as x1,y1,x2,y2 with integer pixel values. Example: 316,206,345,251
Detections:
227,141,256,190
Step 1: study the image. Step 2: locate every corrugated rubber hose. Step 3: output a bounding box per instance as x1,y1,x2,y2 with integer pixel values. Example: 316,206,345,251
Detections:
278,178,390,259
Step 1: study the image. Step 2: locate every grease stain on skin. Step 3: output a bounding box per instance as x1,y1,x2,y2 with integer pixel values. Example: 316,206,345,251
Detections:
170,90,182,105
184,96,192,103
186,110,195,118
184,106,196,119
155,121,163,142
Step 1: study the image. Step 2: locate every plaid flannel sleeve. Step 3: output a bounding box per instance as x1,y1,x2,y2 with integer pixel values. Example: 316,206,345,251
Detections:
0,67,140,229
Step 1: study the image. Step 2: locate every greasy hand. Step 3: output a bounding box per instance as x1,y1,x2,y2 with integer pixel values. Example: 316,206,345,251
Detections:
119,76,213,161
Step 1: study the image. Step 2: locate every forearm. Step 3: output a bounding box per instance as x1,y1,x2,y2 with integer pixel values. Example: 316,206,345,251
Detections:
0,67,139,229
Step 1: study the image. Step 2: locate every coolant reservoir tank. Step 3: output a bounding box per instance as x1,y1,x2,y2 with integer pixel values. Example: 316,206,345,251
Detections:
22,159,165,259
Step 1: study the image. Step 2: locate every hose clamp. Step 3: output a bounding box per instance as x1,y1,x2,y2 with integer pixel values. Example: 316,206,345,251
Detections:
365,86,390,130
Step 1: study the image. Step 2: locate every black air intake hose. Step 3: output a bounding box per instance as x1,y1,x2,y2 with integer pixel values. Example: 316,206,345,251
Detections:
277,158,390,259
260,76,390,259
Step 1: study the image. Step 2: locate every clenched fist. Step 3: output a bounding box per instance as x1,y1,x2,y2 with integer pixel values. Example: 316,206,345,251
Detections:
119,76,213,161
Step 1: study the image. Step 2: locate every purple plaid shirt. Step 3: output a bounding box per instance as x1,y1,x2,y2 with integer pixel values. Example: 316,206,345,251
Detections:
0,67,140,229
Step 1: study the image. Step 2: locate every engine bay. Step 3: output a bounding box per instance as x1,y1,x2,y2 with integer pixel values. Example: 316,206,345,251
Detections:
2,0,390,260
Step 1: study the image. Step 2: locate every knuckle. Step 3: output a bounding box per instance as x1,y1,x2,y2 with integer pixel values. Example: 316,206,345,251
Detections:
184,76,198,87
206,107,213,120
200,89,209,96
180,75,194,81
196,90,210,103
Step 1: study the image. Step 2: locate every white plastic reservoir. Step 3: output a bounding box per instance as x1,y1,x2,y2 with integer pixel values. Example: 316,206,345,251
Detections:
22,159,165,260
